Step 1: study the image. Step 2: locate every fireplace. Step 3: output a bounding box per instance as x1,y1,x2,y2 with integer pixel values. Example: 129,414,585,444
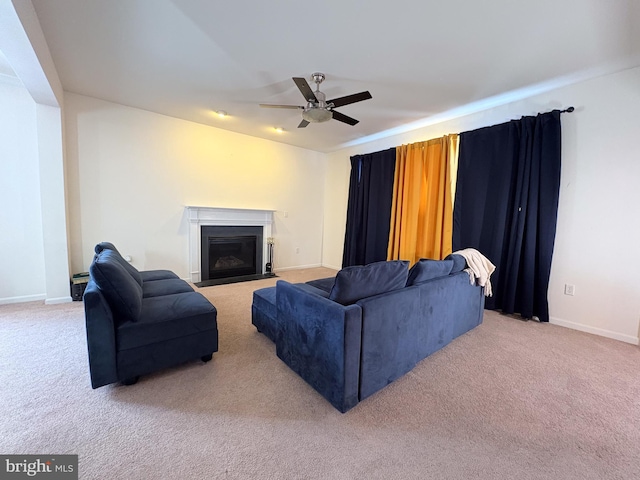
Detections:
187,206,275,284
200,226,263,281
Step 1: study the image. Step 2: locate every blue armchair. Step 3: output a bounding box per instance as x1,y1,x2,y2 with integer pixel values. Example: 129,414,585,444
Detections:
84,243,218,387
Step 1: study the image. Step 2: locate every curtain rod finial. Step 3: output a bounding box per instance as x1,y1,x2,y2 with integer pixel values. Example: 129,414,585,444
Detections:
563,106,575,113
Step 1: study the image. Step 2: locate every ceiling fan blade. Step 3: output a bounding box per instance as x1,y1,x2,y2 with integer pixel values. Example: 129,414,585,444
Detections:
293,77,318,103
259,104,303,109
328,91,372,108
298,119,310,128
332,110,359,126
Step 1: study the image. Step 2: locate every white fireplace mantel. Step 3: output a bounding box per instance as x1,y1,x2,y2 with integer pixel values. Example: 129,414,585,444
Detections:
186,206,275,283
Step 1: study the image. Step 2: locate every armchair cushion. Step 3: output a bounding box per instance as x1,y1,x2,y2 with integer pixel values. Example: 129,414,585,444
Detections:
95,241,143,286
89,249,143,322
117,292,216,351
142,278,193,297
95,242,181,282
140,270,180,281
329,260,409,306
94,241,119,255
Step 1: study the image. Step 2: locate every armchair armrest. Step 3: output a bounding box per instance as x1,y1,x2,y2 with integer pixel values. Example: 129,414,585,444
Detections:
83,280,119,388
275,280,362,413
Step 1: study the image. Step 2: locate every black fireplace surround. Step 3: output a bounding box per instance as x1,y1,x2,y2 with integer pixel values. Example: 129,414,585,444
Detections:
200,226,263,282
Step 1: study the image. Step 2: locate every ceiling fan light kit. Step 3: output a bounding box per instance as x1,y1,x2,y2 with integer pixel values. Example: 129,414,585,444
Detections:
302,107,332,123
260,72,372,128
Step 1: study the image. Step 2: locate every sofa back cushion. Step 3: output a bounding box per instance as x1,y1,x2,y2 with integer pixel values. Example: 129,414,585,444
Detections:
90,249,143,322
444,253,467,273
94,242,119,255
94,242,143,286
406,259,454,286
329,260,409,306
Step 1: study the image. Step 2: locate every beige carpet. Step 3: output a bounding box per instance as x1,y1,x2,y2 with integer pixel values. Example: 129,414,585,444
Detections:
1,267,639,480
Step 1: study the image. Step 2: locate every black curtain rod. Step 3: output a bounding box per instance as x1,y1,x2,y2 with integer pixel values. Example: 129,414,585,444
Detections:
561,106,574,113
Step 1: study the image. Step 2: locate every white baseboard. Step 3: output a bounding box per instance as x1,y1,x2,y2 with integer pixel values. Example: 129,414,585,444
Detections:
45,296,73,305
274,263,322,272
0,294,74,306
321,263,341,271
0,294,46,305
550,316,639,345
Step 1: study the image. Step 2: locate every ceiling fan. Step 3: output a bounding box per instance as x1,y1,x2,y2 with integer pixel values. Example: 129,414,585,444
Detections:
260,73,372,128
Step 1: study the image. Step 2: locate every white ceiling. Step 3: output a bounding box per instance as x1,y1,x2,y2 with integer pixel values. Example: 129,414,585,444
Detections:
29,0,640,152
0,49,17,79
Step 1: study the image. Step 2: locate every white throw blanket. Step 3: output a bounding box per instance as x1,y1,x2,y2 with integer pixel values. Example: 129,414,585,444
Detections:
452,248,496,297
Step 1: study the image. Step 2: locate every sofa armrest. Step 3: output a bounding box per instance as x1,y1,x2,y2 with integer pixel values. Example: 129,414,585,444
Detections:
83,280,119,388
275,280,362,413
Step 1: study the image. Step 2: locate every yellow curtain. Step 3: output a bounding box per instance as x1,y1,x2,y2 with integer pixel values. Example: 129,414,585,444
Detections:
449,134,460,209
387,134,458,264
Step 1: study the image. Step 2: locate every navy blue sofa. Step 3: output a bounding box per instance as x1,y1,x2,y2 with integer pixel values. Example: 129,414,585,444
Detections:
252,256,484,412
84,242,218,388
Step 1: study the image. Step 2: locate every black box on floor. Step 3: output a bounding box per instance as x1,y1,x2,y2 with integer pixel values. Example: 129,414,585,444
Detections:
71,273,89,301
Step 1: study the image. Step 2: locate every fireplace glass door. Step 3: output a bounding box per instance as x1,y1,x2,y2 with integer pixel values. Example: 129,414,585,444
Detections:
207,235,257,279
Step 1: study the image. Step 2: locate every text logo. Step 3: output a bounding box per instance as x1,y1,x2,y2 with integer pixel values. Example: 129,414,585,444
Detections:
0,455,78,479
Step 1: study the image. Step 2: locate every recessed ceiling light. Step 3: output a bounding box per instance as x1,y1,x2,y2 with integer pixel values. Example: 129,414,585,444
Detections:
215,110,227,118
274,127,284,133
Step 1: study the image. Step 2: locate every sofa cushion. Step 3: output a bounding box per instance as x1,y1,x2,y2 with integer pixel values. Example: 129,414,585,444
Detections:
89,249,143,322
142,278,193,298
252,286,278,342
306,276,336,293
94,242,143,286
253,286,277,322
139,270,180,281
117,292,217,351
329,260,409,306
406,259,454,286
94,242,119,255
444,253,467,273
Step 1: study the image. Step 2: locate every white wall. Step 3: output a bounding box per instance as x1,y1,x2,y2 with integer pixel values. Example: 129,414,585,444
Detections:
324,66,640,345
0,80,47,303
36,103,71,303
0,0,71,305
64,93,326,277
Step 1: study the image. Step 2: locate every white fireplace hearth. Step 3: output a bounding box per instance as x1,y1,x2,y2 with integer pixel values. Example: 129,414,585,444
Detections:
186,206,275,283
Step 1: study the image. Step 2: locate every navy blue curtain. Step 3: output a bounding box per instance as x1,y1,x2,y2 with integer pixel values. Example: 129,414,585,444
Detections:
453,110,562,322
342,148,396,267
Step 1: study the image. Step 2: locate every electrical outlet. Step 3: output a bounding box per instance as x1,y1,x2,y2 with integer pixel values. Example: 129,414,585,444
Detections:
564,284,575,296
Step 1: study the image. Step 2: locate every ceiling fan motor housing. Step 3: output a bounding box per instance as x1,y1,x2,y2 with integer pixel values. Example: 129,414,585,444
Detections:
303,88,332,123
